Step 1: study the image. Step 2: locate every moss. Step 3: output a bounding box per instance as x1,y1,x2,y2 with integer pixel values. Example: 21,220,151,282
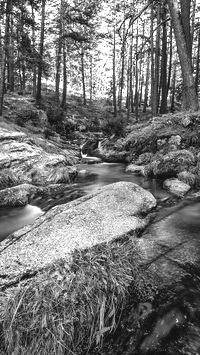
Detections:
177,171,196,188
0,170,18,190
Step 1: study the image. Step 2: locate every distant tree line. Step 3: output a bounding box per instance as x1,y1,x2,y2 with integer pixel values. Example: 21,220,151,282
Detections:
0,0,199,117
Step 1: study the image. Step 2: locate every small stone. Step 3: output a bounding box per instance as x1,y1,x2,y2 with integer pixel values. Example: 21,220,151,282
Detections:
163,178,191,197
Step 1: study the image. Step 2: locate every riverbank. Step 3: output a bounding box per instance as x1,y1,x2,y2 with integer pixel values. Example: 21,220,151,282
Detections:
1,93,200,354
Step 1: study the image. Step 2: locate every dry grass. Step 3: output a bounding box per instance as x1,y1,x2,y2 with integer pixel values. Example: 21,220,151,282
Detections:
0,238,147,355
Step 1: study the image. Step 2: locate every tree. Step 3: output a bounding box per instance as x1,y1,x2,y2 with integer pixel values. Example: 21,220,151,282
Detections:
160,1,168,114
36,0,46,103
167,0,199,111
0,24,5,116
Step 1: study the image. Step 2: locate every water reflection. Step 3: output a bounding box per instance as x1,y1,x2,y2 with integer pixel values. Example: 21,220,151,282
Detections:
0,162,167,241
0,205,43,242
76,162,168,200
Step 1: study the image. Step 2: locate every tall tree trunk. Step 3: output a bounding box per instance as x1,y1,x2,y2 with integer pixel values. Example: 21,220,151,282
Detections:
191,0,196,59
5,0,14,92
134,24,139,122
61,39,67,109
81,46,86,106
126,46,131,120
143,50,150,113
171,62,177,112
0,24,5,117
31,4,37,97
55,0,63,104
180,0,192,60
118,18,126,113
89,53,93,104
113,26,117,118
167,21,173,97
36,0,46,103
130,24,134,113
167,0,199,110
9,14,14,91
160,2,168,114
195,29,200,94
152,3,161,116
150,3,155,114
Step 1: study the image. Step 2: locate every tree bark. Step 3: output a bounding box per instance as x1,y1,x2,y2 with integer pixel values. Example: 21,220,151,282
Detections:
61,39,67,109
160,2,168,114
134,24,139,121
81,46,86,106
36,0,46,103
167,21,173,97
167,0,199,110
118,16,126,113
0,24,5,117
31,4,37,97
180,0,192,60
112,26,117,118
195,29,200,95
150,3,155,114
171,62,177,112
5,0,14,92
152,3,161,116
89,53,93,104
143,50,150,113
55,0,63,104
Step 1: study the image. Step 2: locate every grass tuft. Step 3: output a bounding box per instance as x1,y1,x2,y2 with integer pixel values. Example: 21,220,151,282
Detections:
0,238,148,355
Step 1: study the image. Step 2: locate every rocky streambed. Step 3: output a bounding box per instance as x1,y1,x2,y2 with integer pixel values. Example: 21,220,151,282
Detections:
1,109,200,354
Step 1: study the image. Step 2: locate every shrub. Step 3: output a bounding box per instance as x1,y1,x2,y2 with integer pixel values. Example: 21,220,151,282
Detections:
16,109,40,127
0,170,18,190
101,115,125,136
47,106,66,135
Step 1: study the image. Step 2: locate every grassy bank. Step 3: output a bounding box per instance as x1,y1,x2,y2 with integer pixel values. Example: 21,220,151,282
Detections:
0,237,153,355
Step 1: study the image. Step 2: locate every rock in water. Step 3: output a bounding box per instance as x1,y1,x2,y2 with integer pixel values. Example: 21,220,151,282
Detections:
163,178,191,197
0,181,156,288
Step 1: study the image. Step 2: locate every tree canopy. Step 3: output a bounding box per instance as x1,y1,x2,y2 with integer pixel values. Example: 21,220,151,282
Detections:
0,0,200,115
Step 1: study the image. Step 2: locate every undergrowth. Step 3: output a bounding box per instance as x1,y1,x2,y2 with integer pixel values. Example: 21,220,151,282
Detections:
0,238,149,355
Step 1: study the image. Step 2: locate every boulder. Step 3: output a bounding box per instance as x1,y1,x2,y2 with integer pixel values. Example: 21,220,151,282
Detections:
153,150,195,178
81,156,102,164
177,171,196,187
181,115,192,127
0,183,39,207
135,152,153,165
168,135,181,150
0,181,156,287
126,163,146,176
163,178,191,197
0,126,78,187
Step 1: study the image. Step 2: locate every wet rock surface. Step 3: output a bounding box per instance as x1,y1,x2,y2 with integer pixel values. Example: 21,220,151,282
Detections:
0,182,156,288
0,123,79,207
163,178,191,197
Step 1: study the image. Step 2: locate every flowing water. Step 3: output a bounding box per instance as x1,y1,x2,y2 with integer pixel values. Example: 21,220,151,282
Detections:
1,162,200,353
0,162,169,242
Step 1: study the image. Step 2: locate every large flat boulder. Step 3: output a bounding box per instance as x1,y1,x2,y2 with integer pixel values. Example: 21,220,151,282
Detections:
0,125,79,189
0,181,156,288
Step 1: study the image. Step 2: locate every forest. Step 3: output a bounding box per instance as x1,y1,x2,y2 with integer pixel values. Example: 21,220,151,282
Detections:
0,0,200,122
2,1,200,355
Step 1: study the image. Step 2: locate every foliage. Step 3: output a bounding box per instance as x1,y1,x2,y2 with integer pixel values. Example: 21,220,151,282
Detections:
0,238,149,355
100,114,126,136
46,106,66,135
15,109,40,127
0,170,18,190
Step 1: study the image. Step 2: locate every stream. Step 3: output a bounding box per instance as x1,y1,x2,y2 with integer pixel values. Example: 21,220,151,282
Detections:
0,162,170,242
1,162,200,241
1,162,200,353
